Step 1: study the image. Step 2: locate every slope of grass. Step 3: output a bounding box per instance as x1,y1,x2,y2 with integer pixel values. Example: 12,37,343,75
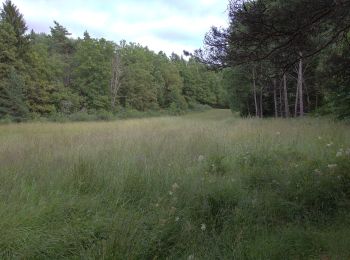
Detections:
0,109,350,259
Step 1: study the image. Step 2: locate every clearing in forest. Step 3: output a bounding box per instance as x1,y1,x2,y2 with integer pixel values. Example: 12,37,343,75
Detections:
1,109,350,259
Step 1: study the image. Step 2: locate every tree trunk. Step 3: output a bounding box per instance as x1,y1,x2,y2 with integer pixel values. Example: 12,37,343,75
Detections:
252,67,258,117
247,100,251,117
260,87,263,118
283,73,290,118
273,79,278,118
298,52,304,116
110,51,122,110
279,79,283,117
294,80,299,117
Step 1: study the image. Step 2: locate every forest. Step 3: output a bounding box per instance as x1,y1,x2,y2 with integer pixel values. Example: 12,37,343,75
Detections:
2,0,349,122
197,0,350,119
0,0,228,122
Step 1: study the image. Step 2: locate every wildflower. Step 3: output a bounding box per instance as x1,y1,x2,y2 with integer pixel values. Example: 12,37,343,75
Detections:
336,151,343,157
188,255,195,260
172,183,179,190
326,142,334,147
168,191,173,196
198,155,205,162
175,216,180,222
155,203,159,207
201,223,206,231
318,136,322,140
328,164,337,169
276,131,281,135
314,169,321,175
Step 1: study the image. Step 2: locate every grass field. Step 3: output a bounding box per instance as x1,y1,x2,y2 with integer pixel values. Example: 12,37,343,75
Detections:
1,109,350,259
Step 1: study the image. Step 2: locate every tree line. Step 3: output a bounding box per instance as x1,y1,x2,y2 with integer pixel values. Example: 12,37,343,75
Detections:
0,0,228,121
197,0,350,119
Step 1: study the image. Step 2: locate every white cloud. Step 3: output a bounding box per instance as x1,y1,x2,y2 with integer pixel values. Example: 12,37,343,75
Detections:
5,0,229,55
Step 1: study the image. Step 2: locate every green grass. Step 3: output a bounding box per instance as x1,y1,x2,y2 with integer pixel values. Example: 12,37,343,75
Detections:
0,109,350,259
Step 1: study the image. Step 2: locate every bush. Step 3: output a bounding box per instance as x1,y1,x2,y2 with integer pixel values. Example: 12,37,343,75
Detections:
96,110,115,121
69,112,96,122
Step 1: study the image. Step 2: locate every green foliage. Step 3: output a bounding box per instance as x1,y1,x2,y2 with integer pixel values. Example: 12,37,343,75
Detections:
317,38,350,119
0,21,17,77
0,67,28,121
0,0,29,56
71,36,115,111
199,0,350,119
0,1,229,121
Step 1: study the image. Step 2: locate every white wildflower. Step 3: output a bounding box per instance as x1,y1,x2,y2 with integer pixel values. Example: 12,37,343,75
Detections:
336,151,343,157
198,155,205,162
168,191,173,196
276,131,281,135
175,217,180,222
155,203,159,207
328,164,337,169
201,223,206,231
188,255,195,260
318,136,322,140
172,183,179,190
326,142,334,147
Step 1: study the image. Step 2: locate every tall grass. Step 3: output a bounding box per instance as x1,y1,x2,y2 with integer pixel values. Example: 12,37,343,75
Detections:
0,110,349,259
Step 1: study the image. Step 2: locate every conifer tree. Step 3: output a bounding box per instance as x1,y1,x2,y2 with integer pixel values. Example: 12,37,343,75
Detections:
0,0,29,57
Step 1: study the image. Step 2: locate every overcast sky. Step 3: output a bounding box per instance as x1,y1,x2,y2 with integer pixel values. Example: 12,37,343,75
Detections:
7,0,229,55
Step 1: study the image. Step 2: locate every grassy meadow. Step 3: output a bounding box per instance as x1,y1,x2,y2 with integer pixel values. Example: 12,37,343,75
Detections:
1,109,350,259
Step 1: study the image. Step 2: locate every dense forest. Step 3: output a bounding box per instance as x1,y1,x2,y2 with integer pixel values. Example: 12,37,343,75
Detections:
197,0,350,119
1,0,349,122
0,0,228,122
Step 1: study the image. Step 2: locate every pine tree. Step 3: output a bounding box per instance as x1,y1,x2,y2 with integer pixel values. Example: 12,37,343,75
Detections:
0,20,17,78
0,0,29,57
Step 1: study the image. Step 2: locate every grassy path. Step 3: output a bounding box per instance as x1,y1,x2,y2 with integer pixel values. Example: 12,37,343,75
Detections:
0,110,350,259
